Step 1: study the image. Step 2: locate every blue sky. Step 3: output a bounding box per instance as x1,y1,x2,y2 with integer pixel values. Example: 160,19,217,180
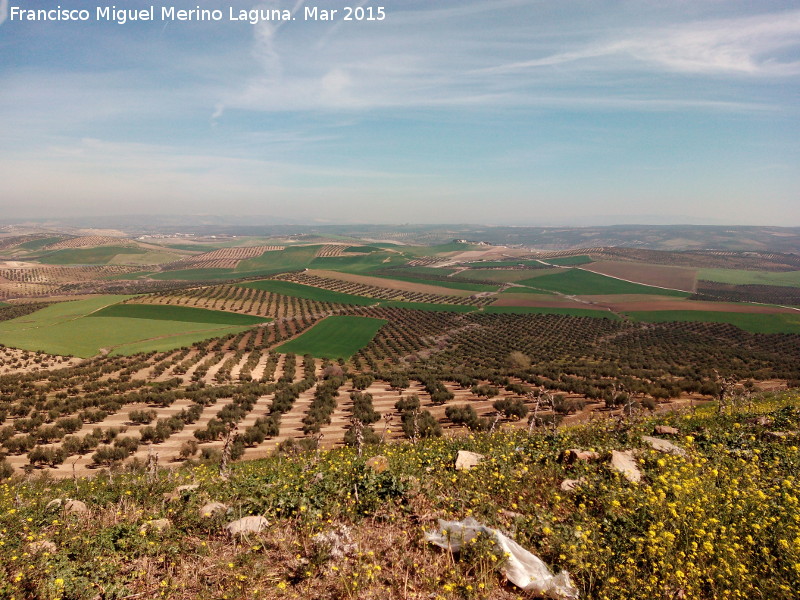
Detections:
1,0,798,225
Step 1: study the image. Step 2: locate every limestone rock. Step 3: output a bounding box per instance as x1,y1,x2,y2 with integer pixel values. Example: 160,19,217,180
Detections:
45,499,64,511
642,436,687,457
560,478,586,492
365,455,389,473
28,540,57,554
455,450,484,471
225,515,269,536
64,500,88,515
563,449,600,463
312,525,357,559
200,502,229,518
654,425,679,435
142,518,171,533
610,450,642,483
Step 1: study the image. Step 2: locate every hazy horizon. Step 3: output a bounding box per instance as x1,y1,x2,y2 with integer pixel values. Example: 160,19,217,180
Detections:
2,1,799,225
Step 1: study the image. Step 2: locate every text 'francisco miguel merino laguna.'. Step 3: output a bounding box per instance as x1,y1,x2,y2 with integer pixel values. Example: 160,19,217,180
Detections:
8,5,387,25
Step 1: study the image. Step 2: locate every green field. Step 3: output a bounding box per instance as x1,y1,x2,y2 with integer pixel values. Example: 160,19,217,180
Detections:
698,268,800,287
484,305,620,319
162,243,222,252
0,296,262,357
89,304,269,325
519,269,689,297
276,316,387,359
236,245,320,273
385,266,457,277
371,274,498,292
343,246,380,253
542,255,593,266
310,253,407,273
238,280,377,305
38,246,145,265
377,301,478,313
626,310,800,334
16,236,64,250
455,268,560,283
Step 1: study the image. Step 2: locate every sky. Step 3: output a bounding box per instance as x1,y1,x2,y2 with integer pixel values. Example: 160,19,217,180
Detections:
0,0,799,226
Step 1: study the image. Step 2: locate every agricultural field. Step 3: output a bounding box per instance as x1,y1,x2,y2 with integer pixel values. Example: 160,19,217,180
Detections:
626,310,800,334
0,296,268,357
238,279,377,306
276,315,387,358
698,268,800,286
518,268,690,297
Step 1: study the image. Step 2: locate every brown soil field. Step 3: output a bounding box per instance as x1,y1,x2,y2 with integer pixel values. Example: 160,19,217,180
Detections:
604,299,798,314
582,260,698,292
0,347,81,375
306,269,476,297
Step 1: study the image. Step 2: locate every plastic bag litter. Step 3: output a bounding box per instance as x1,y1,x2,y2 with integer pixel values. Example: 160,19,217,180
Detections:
426,517,579,600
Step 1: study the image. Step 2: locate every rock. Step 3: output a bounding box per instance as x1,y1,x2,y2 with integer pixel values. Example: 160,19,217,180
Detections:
642,436,687,457
45,499,64,511
165,484,201,502
749,416,773,427
499,509,524,520
560,478,586,492
225,516,269,536
312,525,357,559
563,449,600,463
28,540,57,554
654,425,679,435
64,500,88,515
199,502,229,518
455,450,484,471
765,431,796,440
610,450,642,483
141,518,171,533
365,455,389,473
176,484,199,493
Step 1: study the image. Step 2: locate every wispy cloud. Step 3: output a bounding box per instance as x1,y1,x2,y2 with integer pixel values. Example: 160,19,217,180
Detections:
0,0,8,26
479,10,800,76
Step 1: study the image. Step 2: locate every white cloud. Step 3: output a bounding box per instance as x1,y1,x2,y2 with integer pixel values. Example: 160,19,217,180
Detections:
0,0,8,26
481,10,800,77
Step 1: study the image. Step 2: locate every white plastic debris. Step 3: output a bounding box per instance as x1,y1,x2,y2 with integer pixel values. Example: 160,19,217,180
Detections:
426,517,579,599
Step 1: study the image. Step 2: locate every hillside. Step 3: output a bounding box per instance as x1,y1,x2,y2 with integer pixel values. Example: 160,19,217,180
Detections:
1,391,797,599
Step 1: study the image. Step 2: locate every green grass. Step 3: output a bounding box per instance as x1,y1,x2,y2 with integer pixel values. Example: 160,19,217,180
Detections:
387,266,457,276
520,269,689,297
236,245,320,273
377,301,478,313
625,310,800,334
370,274,498,292
698,268,800,288
162,243,223,252
0,302,9,308
0,296,259,357
401,242,480,257
105,271,157,280
484,305,620,319
463,260,547,268
542,255,593,266
238,280,377,306
107,251,181,266
276,315,387,359
16,236,64,250
38,246,145,265
310,253,407,273
343,246,380,253
89,304,270,325
457,268,561,283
